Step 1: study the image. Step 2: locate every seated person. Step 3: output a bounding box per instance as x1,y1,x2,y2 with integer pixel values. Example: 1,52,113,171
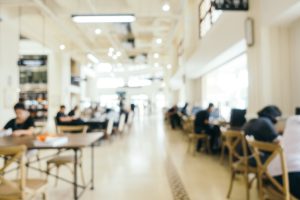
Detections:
68,105,78,117
268,116,300,199
242,105,282,166
243,105,282,142
56,105,83,125
3,103,34,137
167,105,182,129
194,103,221,152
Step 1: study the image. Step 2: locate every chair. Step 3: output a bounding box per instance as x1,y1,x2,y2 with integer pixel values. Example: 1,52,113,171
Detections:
0,145,47,200
225,130,257,200
117,113,126,134
46,125,88,186
182,117,194,135
187,132,210,156
247,138,296,200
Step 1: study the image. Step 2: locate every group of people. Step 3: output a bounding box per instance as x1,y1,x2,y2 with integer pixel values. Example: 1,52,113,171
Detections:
170,102,300,198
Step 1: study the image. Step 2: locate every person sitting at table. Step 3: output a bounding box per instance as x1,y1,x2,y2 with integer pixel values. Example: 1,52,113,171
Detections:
3,102,34,136
194,103,221,153
56,105,84,125
268,115,300,199
243,105,282,143
68,105,78,117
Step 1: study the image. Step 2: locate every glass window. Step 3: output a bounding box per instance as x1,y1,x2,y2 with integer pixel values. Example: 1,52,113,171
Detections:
202,54,248,121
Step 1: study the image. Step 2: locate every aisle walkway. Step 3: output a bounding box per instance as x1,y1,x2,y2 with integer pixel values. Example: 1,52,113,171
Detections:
45,113,258,200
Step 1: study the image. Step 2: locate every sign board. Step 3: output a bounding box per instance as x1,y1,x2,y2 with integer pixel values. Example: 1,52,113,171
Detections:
214,0,249,11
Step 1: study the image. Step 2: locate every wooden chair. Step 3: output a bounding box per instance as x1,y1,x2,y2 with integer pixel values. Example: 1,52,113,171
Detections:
182,117,194,135
46,125,88,186
0,145,47,200
187,132,210,156
226,130,257,200
247,138,296,200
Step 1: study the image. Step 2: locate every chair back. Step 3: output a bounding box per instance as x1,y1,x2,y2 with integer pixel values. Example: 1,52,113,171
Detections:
0,145,26,195
247,139,290,200
106,117,114,136
118,114,126,133
57,125,88,135
182,117,194,134
222,130,248,167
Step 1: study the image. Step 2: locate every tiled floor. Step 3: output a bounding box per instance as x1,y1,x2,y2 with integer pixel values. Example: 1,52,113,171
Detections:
26,112,259,199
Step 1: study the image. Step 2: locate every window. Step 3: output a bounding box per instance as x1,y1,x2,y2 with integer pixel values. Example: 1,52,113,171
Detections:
199,0,222,38
202,54,248,121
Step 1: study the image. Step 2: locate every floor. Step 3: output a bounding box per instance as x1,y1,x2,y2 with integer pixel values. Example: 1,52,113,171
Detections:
26,112,259,200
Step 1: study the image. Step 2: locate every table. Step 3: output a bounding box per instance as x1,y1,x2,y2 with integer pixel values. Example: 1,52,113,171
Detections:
0,132,104,200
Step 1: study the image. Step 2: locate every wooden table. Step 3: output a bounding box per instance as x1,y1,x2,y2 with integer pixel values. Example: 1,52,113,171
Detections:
0,132,104,200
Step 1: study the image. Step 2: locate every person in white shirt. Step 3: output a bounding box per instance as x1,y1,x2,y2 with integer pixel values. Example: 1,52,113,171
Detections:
268,115,300,198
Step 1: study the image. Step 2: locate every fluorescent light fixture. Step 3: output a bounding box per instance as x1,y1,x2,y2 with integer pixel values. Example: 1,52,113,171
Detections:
94,28,102,35
162,3,170,12
87,53,99,64
59,44,66,50
167,64,172,69
153,53,159,59
72,14,136,23
156,38,162,44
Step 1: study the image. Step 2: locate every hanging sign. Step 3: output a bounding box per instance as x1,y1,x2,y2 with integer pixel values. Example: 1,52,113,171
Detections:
214,0,249,11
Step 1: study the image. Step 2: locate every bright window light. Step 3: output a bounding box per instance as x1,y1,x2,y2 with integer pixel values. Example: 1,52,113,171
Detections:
128,78,152,87
97,78,125,89
94,63,112,73
72,14,136,23
87,53,99,64
162,3,170,12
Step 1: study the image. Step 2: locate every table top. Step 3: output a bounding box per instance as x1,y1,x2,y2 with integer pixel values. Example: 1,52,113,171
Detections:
0,132,104,150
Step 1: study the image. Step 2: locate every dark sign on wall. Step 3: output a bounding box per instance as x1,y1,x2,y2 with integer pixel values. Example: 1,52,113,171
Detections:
214,0,249,11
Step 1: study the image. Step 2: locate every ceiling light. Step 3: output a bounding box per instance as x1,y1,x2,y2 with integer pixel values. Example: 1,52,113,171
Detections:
153,53,160,59
162,3,170,12
109,47,114,52
72,14,136,23
154,63,159,68
94,28,102,35
156,38,162,44
167,64,172,69
116,51,122,57
59,44,66,50
87,53,99,64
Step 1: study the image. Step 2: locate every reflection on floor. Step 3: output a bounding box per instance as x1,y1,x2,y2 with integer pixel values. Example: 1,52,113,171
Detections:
26,113,258,200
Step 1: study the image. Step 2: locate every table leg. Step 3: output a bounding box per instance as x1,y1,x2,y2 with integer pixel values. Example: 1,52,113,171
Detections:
91,144,94,190
74,148,78,200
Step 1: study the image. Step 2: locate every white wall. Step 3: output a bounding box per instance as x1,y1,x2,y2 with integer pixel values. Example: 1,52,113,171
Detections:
0,7,20,127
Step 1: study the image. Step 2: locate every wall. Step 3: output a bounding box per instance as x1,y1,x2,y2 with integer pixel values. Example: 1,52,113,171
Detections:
0,7,20,127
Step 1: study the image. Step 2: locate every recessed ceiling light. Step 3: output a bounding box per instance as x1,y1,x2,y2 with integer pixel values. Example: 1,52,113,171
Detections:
94,28,102,35
156,38,162,44
72,14,136,23
59,44,66,50
162,3,170,12
153,53,160,59
87,53,99,64
154,63,159,67
167,64,172,69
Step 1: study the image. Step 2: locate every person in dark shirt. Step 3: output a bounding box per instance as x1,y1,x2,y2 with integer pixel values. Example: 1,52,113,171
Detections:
3,103,35,136
194,103,221,152
168,105,182,129
56,105,83,125
68,105,78,117
243,105,282,142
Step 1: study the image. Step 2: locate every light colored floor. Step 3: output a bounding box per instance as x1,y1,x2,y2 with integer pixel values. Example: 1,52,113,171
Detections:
25,112,259,200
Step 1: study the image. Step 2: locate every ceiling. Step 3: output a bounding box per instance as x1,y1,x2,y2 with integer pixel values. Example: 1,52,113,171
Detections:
0,0,183,66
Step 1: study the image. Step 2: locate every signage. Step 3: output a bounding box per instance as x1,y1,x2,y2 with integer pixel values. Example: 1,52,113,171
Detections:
214,0,249,11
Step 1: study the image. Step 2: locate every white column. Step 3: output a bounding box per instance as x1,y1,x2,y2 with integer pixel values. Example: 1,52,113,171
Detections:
0,7,20,126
